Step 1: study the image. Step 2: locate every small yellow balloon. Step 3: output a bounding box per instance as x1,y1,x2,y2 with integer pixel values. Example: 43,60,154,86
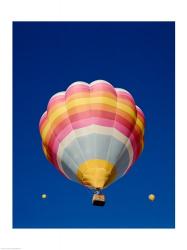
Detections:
42,194,47,199
148,194,155,201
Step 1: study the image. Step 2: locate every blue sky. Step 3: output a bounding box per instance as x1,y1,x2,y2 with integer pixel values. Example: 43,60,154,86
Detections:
13,22,175,228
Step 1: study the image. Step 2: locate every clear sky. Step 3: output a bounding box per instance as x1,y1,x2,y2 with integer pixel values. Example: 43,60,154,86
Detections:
13,22,175,228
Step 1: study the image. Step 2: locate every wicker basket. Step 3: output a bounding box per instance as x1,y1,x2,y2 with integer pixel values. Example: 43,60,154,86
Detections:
92,194,106,206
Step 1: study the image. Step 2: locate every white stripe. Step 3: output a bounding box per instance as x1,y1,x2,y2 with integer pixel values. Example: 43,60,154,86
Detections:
56,125,134,171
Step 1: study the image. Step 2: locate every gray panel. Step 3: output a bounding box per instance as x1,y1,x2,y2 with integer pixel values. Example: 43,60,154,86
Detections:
94,134,112,159
106,136,126,164
60,134,131,182
62,134,126,165
60,150,79,182
76,134,97,159
115,148,130,178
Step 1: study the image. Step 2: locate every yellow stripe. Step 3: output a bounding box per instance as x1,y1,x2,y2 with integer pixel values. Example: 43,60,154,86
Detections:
41,97,137,142
77,159,116,189
48,97,135,117
66,97,135,114
136,117,144,132
42,97,135,132
42,144,50,161
49,93,134,115
141,139,144,151
41,106,67,141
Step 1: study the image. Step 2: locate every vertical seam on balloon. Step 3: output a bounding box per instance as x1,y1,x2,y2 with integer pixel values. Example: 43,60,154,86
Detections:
42,110,71,179
112,91,138,178
104,84,118,180
114,117,137,169
123,109,145,174
43,93,81,180
58,148,81,183
55,113,84,181
41,113,61,168
90,83,96,159
64,84,91,183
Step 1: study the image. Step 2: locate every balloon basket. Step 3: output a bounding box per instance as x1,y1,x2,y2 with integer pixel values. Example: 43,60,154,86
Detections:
92,194,106,206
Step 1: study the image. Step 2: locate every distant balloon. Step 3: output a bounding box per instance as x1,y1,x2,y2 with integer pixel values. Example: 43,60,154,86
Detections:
148,194,155,201
39,80,145,205
41,194,47,199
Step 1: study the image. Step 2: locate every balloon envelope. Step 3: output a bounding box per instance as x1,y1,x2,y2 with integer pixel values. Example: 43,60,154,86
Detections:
39,80,145,190
148,194,155,201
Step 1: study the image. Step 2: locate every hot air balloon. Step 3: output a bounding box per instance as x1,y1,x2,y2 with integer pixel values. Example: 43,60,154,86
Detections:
39,80,145,206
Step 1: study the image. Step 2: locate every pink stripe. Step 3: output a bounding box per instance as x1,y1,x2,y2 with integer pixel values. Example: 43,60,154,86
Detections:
117,91,135,105
125,138,142,174
48,114,133,150
42,117,143,166
131,128,143,162
49,94,65,104
136,106,145,122
90,82,117,96
45,119,143,169
39,112,47,129
49,118,138,162
66,84,90,98
65,81,119,99
47,95,65,111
